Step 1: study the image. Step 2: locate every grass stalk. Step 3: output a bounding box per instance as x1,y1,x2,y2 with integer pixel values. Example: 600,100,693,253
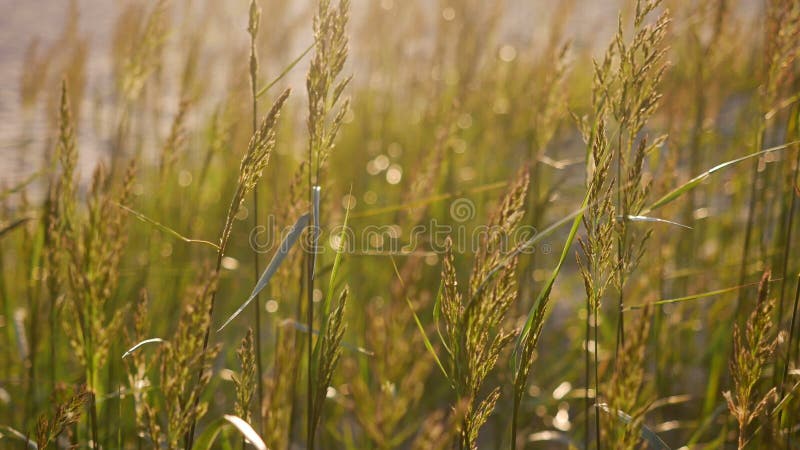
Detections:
778,273,800,444
184,88,290,450
247,0,265,437
735,127,766,321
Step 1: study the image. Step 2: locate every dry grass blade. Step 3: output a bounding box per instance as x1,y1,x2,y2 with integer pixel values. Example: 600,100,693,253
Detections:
193,415,268,450
0,425,37,449
621,215,692,229
624,279,781,311
256,41,315,99
596,403,671,450
116,202,220,249
0,217,33,240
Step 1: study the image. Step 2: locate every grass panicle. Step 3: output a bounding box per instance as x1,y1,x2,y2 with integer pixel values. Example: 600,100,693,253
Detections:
724,271,783,449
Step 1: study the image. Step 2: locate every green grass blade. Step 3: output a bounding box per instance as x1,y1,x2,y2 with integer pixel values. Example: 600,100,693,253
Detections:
311,185,321,280
512,190,588,371
325,186,351,316
404,295,449,379
217,213,310,331
389,256,449,379
644,140,800,214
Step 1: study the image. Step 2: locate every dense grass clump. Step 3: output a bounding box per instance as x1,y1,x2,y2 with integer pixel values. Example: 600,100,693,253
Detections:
2,0,800,449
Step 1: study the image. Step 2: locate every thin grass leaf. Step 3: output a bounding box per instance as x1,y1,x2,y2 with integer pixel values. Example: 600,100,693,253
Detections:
527,430,576,446
405,295,449,379
116,202,220,249
217,213,310,331
325,186,351,316
311,185,321,280
644,140,800,214
432,279,452,357
624,280,778,311
349,181,508,218
389,256,449,379
772,379,800,417
255,41,315,99
121,338,165,359
596,403,671,450
193,415,267,450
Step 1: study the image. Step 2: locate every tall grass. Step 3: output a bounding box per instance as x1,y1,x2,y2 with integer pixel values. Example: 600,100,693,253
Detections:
2,0,800,449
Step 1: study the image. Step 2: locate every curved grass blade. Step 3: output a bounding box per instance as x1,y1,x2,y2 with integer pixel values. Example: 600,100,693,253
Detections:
527,430,576,447
0,217,32,240
0,425,37,449
596,403,671,450
643,140,800,215
121,338,165,359
116,203,220,250
217,213,310,331
193,415,267,450
620,215,692,229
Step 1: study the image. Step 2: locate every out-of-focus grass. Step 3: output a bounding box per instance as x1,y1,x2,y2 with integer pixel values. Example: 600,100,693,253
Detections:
1,0,799,449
